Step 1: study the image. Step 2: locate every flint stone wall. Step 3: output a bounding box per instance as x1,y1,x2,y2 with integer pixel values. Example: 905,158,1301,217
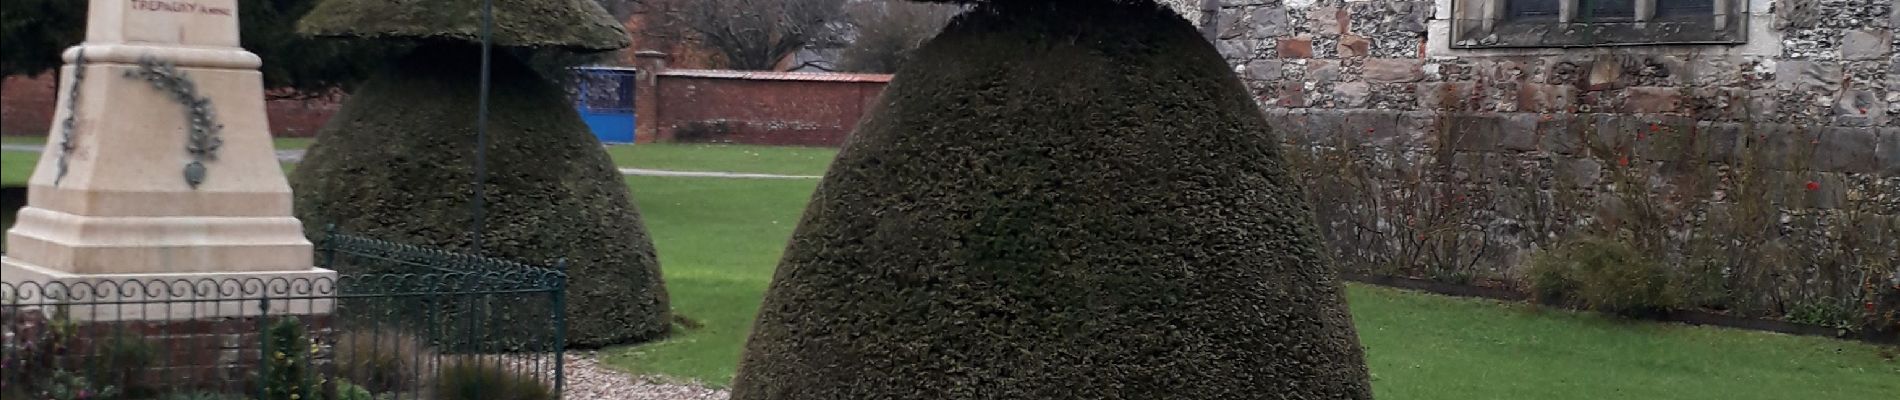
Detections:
1204,0,1900,319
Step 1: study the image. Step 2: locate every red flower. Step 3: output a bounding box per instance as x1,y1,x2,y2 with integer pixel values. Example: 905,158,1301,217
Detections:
1805,181,1821,191
1617,155,1630,167
1869,301,1879,313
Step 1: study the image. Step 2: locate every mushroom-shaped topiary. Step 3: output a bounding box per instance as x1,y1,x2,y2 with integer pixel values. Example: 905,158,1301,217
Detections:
729,0,1373,398
291,0,668,348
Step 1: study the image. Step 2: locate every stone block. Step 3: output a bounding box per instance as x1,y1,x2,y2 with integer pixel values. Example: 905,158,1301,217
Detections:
1554,157,1603,187
1310,7,1347,35
1219,10,1247,39
1835,90,1882,118
1840,30,1890,61
1246,60,1284,81
1303,110,1347,145
1334,82,1371,108
1500,114,1540,152
1418,82,1477,111
1364,58,1424,83
1752,125,1820,171
1537,115,1584,155
1344,111,1403,148
1385,1,1431,33
1276,81,1307,107
1774,61,1844,92
1338,34,1370,57
1798,173,1849,210
1590,114,1640,154
1278,36,1314,58
1517,84,1576,113
1697,122,1745,165
1623,87,1684,114
1399,111,1440,149
1813,127,1880,173
1217,39,1254,60
1308,60,1340,82
1878,128,1900,175
1253,7,1291,38
1445,114,1501,152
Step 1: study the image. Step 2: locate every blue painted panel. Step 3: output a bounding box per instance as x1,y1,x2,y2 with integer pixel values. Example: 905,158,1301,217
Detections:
582,112,636,143
570,67,640,144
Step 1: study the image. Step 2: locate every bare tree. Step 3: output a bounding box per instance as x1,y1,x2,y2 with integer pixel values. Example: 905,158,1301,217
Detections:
836,1,962,73
679,0,848,70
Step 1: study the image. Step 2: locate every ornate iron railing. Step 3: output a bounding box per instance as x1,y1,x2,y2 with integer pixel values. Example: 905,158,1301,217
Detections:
1,232,568,400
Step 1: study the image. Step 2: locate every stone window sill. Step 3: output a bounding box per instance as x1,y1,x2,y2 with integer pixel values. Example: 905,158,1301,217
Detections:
1451,18,1747,49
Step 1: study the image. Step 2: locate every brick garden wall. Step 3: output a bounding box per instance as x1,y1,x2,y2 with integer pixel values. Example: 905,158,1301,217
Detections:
1204,0,1900,322
636,68,890,147
0,74,340,138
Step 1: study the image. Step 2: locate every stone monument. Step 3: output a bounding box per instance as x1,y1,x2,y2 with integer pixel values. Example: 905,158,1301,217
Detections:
2,0,332,318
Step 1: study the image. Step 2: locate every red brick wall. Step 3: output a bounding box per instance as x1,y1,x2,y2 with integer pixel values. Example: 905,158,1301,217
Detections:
1,74,340,138
1,74,59,137
647,71,889,147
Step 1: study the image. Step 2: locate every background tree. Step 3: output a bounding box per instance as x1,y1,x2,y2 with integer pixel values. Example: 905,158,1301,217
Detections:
679,0,847,70
0,0,84,83
835,1,960,73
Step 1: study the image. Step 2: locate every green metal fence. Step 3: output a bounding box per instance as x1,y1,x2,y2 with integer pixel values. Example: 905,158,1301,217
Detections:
1,232,567,400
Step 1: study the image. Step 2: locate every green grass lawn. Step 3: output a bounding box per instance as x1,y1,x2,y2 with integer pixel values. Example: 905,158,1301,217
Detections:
608,171,1898,399
606,143,837,176
1,152,34,186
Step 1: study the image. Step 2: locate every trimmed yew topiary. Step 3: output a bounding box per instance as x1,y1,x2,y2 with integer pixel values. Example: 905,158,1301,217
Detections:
729,1,1373,398
293,0,668,348
291,45,669,347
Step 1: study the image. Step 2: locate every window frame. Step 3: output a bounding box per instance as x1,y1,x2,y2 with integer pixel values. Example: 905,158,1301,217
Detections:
1451,0,1747,49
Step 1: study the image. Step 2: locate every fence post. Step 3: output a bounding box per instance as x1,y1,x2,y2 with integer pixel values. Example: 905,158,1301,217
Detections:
553,258,569,397
320,224,340,270
257,289,271,400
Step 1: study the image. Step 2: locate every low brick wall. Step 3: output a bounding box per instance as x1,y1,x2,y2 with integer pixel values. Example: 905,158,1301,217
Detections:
1,74,340,138
631,62,890,147
5,308,334,393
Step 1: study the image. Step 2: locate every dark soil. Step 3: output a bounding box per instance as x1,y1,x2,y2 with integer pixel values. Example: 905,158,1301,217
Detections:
729,1,1373,399
290,44,669,348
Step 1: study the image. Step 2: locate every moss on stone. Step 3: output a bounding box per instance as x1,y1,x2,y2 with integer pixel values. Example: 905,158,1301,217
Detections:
729,0,1372,398
298,0,630,51
291,44,668,348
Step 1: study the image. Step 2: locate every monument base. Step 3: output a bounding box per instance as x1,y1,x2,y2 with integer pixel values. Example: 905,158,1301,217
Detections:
1,256,336,321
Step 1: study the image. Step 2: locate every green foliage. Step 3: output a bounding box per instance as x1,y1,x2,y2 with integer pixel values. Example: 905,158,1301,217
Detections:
1785,298,1857,330
0,0,390,93
330,381,376,400
0,0,84,78
258,318,323,400
430,361,552,400
39,370,121,400
333,330,433,393
157,391,251,400
87,330,160,397
1529,236,1679,317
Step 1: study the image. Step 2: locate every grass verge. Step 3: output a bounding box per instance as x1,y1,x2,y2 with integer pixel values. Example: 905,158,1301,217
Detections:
606,174,1898,400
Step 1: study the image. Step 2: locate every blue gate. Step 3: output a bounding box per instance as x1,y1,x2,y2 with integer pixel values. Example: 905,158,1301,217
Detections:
571,67,638,144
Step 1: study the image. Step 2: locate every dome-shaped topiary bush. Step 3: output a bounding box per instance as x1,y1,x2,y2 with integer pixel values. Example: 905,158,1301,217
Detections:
291,45,670,348
291,0,667,348
729,0,1372,398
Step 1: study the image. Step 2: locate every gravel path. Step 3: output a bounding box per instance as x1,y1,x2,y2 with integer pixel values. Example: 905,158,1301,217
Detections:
562,354,730,400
